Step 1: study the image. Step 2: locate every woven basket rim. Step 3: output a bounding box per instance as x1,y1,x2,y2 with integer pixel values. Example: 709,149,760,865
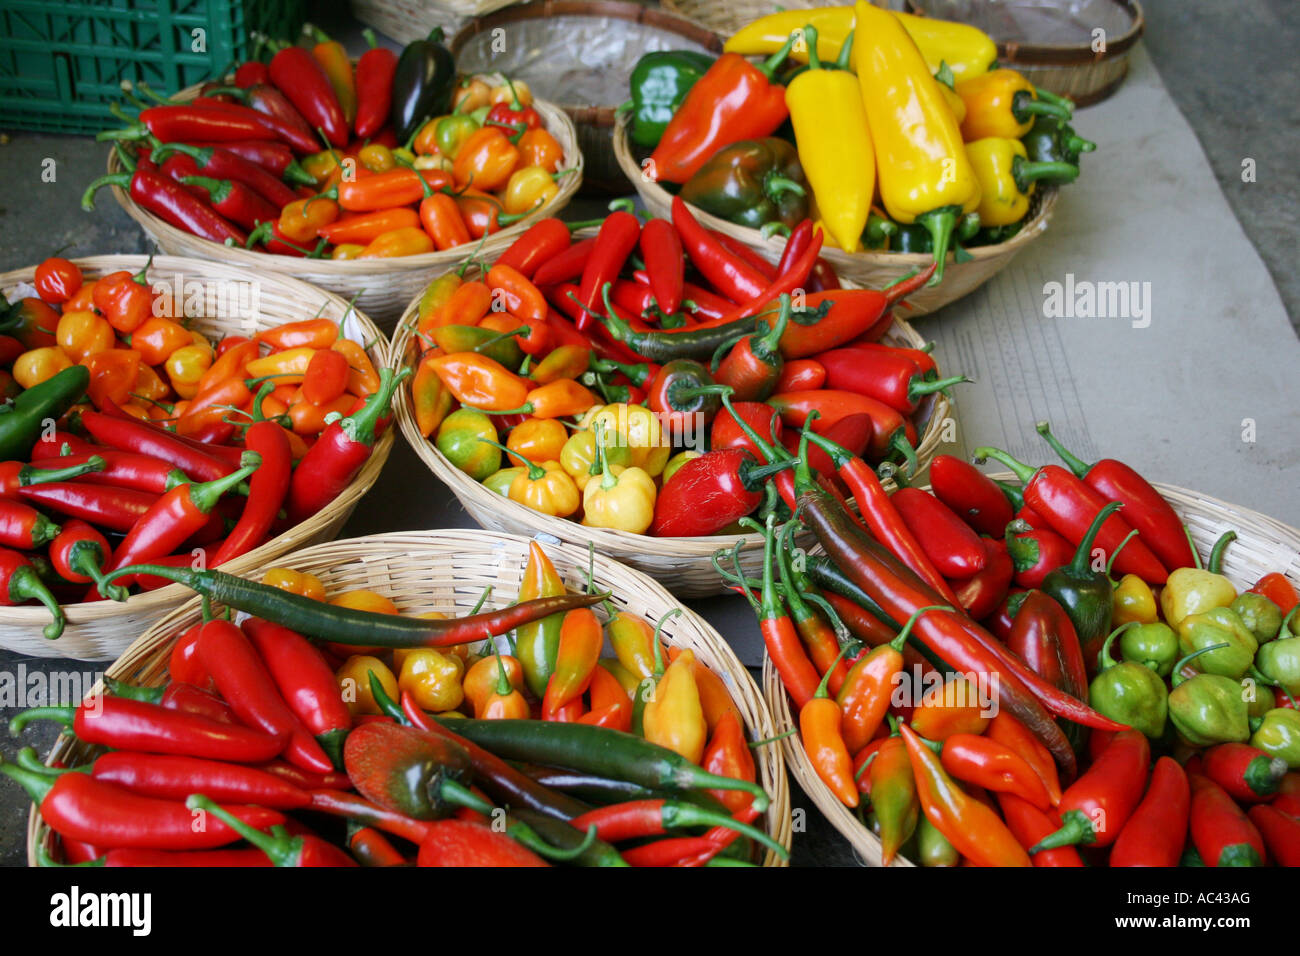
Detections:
0,254,392,657
28,528,793,867
105,75,583,277
386,253,953,571
906,0,1146,61
763,474,1298,866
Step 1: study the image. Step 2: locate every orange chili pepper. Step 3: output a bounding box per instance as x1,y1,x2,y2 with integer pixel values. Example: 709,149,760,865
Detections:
246,347,317,385
542,608,603,720
420,193,471,251
174,376,252,437
505,418,566,466
85,349,141,410
288,394,355,436
986,710,1063,807
337,168,453,211
357,227,434,258
331,338,381,397
582,664,632,732
438,280,493,329
196,338,258,395
518,127,564,173
481,654,530,720
455,190,515,239
257,318,339,352
452,127,519,192
486,263,546,325
491,379,598,419
1251,572,1299,615
279,197,340,244
301,348,351,405
801,647,859,808
64,283,98,315
132,362,170,404
428,352,530,410
317,208,421,245
910,674,993,742
411,351,453,438
463,649,525,717
94,272,155,334
55,310,114,363
131,317,193,366
702,710,756,814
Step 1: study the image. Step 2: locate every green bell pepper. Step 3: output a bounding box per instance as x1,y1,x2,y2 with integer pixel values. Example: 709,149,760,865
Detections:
435,409,501,481
1168,644,1251,748
1089,623,1168,738
1118,621,1180,677
1176,607,1258,680
1231,592,1283,644
626,50,717,149
1250,708,1300,768
679,138,810,230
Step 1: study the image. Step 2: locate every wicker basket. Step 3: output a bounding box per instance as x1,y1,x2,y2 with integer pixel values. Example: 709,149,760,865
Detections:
612,112,1057,318
28,528,792,867
449,1,723,195
388,256,953,598
350,0,523,45
763,477,1300,866
0,255,392,661
105,78,582,330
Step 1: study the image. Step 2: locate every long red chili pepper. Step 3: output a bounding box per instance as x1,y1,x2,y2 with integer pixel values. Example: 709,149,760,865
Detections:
570,799,782,856
11,695,285,762
928,454,1015,537
268,44,348,147
1188,772,1267,866
1035,421,1196,571
1030,730,1150,852
640,218,684,316
82,167,247,245
712,228,824,327
671,197,767,302
190,140,314,183
1201,742,1288,804
497,218,573,279
770,389,918,470
819,346,966,415
533,237,596,287
1108,756,1189,866
286,367,403,524
134,103,281,142
18,483,158,534
188,794,356,867
89,752,310,808
997,793,1083,867
949,537,1014,621
44,448,185,495
575,211,641,330
197,619,334,774
1246,804,1300,866
80,409,234,482
228,82,321,155
150,142,298,207
179,175,279,231
752,513,821,708
940,733,1053,810
209,422,290,566
355,30,399,139
307,788,435,844
104,676,232,724
890,485,988,579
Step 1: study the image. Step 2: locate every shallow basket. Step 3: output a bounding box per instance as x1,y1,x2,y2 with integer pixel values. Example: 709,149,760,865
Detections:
0,255,392,661
350,0,523,45
388,257,953,598
29,528,792,866
612,112,1056,318
105,77,582,329
763,478,1300,867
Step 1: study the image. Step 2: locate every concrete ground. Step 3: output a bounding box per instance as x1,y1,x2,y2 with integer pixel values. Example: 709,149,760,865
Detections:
0,0,1294,868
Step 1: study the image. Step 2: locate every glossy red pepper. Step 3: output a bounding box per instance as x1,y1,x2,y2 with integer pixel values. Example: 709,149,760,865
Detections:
1003,519,1074,589
770,390,917,471
929,454,1016,537
640,217,685,316
18,483,158,534
134,103,281,143
0,547,64,638
90,752,309,808
268,45,348,147
574,211,641,330
997,793,1083,867
650,448,791,537
209,422,291,566
890,486,988,579
819,346,966,415
82,167,247,245
1188,772,1267,866
1108,756,1190,867
1246,804,1300,866
179,175,279,231
670,197,767,302
151,142,298,208
48,519,125,601
1006,589,1089,707
1030,730,1150,852
941,733,1053,810
190,139,313,183
354,31,399,140
1202,742,1289,803
80,409,235,483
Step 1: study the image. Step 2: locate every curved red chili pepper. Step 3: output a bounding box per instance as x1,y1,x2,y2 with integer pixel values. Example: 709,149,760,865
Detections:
997,793,1083,867
671,197,767,303
355,34,400,139
575,211,641,329
640,218,685,315
90,752,310,808
268,45,348,147
137,104,280,143
1109,756,1189,866
80,410,237,483
209,422,291,566
17,483,157,533
1188,772,1268,866
1030,730,1150,852
949,538,1014,621
890,487,988,579
497,218,572,279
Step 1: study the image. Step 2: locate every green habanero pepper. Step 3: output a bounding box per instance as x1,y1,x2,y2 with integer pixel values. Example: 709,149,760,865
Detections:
1250,708,1300,769
1168,643,1251,748
679,138,809,230
1118,620,1180,677
1231,592,1283,644
1089,623,1168,739
1176,607,1258,680
483,466,526,497
626,50,718,149
1254,629,1300,697
391,28,457,146
435,409,501,481
1242,678,1276,720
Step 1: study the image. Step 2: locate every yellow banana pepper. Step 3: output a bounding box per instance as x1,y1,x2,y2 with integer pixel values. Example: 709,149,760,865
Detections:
853,0,980,281
725,6,996,79
956,68,1074,141
938,80,967,126
642,648,707,764
787,26,874,253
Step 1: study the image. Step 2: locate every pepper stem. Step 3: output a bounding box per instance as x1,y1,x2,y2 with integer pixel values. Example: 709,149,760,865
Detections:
81,173,132,212
1067,501,1123,575
834,29,856,71
1014,157,1079,190
890,605,952,653
970,445,1035,485
8,567,65,640
189,452,261,514
69,541,128,603
0,752,55,805
906,374,969,402
1028,808,1098,853
1034,420,1092,478
1097,621,1137,671
9,704,73,734
915,205,961,285
186,794,297,866
1208,530,1236,575
477,438,544,481
659,801,787,857
339,366,410,446
1012,90,1073,123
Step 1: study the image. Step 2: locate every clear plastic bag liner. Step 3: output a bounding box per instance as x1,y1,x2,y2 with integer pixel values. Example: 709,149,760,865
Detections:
911,0,1136,46
455,15,715,108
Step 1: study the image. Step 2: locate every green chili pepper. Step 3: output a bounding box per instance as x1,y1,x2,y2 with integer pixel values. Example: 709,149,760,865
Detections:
435,409,501,481
1250,708,1300,769
1040,501,1123,665
1089,623,1168,739
1176,607,1258,680
1231,593,1283,644
0,364,89,461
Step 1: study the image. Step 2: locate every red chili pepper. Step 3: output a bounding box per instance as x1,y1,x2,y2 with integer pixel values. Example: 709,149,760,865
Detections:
105,676,232,724
135,103,281,143
80,410,237,483
1036,422,1196,572
1250,573,1298,616
355,31,399,139
81,167,247,245
997,793,1083,867
197,619,334,774
890,486,988,579
973,445,1169,585
650,448,791,537
1108,756,1189,867
949,538,1014,621
711,401,783,461
671,197,767,302
347,825,407,866
180,175,279,231
234,60,269,88
11,695,285,762
497,219,572,279
819,347,966,416
678,280,737,320
17,483,157,534
533,236,596,287
941,733,1053,810
1246,804,1300,866
0,497,60,550
640,218,685,316
774,358,825,393
712,230,824,329
574,211,641,330
261,762,352,792
710,229,778,280
48,519,124,601
1005,589,1089,708
1030,730,1150,852
1188,772,1267,866
208,422,290,566
0,547,64,639
150,142,298,208
89,752,310,808
416,819,548,867
1003,519,1075,589
1202,742,1289,803
750,514,822,708
43,449,182,496
190,140,313,183
0,760,285,851
286,367,404,524
770,390,918,471
570,798,779,855
187,793,356,866
987,710,1062,804
268,45,348,147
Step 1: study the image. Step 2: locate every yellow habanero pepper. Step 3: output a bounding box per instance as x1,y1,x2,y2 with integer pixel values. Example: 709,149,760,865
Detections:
725,7,996,80
581,402,664,471
786,26,874,253
1161,567,1237,630
581,432,656,534
503,166,567,216
506,451,580,518
506,418,567,466
956,68,1074,142
336,655,399,717
642,648,707,764
398,648,465,713
853,1,981,282
262,567,327,602
1113,573,1159,627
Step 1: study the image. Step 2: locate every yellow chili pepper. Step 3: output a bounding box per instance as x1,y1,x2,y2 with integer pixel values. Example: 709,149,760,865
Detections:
581,424,656,534
1112,574,1159,627
608,612,665,683
503,166,564,216
956,68,1074,142
262,567,327,602
853,0,981,281
725,7,996,79
581,403,663,471
357,143,395,174
499,448,580,518
398,649,465,713
1161,568,1237,629
417,272,463,332
331,243,365,260
246,347,317,386
786,26,873,253
164,343,212,400
13,347,73,390
642,648,707,764
330,590,400,615
337,655,399,717
938,80,967,126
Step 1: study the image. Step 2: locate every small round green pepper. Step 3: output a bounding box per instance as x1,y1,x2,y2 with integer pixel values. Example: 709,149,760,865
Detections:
436,409,501,481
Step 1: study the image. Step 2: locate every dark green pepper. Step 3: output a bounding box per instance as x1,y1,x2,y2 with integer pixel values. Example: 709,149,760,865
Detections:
0,363,89,462
679,138,809,230
915,814,958,867
862,212,897,250
435,409,500,481
1089,623,1168,738
1040,501,1122,673
1118,621,1179,677
0,295,59,350
391,28,456,146
1176,607,1258,679
625,50,717,149
1021,115,1096,171
1168,643,1251,747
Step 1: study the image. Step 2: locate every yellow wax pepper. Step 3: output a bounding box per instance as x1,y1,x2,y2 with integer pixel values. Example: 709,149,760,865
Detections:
786,26,874,253
956,68,1074,142
966,137,1067,226
642,647,707,764
1112,573,1159,627
725,6,996,79
853,0,981,281
581,425,656,534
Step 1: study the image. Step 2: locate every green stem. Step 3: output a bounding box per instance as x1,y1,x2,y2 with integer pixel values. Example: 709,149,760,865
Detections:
1207,530,1236,575
1034,420,1092,478
971,446,1035,485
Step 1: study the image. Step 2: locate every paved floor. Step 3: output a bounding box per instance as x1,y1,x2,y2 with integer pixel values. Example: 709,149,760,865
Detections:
0,0,1294,868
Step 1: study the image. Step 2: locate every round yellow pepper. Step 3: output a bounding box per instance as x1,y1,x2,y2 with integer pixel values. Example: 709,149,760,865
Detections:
336,655,399,716
398,649,465,713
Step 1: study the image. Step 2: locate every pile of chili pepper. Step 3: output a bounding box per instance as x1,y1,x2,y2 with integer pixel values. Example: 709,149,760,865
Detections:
84,26,572,260
633,4,1093,280
724,415,1299,866
7,540,786,867
410,199,961,537
0,257,396,635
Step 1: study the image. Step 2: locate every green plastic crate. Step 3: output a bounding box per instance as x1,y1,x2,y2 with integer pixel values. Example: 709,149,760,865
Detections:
0,0,306,134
